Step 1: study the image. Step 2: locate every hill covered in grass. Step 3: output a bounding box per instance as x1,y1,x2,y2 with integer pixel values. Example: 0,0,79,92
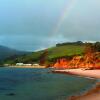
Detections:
2,41,100,66
47,44,84,60
2,41,85,65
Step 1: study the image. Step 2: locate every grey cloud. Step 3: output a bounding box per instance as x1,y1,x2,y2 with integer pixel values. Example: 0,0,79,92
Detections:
0,0,100,51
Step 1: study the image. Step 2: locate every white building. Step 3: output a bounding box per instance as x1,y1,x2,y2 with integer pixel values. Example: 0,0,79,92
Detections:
16,63,24,66
23,64,32,66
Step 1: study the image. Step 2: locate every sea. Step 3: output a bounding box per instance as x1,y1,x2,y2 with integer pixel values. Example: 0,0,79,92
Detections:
0,67,97,100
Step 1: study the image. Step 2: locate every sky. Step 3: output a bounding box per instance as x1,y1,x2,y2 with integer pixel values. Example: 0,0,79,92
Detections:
0,0,100,51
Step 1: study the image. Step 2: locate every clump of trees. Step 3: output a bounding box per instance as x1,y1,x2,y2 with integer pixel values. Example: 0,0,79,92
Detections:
84,42,100,53
94,42,100,52
56,41,83,47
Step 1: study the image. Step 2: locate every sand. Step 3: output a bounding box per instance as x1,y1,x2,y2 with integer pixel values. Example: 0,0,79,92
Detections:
8,65,46,68
54,69,100,79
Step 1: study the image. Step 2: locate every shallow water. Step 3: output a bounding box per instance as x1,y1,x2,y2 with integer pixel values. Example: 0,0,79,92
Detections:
0,67,96,100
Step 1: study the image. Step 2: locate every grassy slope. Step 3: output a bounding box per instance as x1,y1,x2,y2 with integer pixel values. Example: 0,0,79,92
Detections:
4,44,85,64
47,45,84,60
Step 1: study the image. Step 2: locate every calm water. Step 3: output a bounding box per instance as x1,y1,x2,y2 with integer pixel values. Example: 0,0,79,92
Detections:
0,67,96,100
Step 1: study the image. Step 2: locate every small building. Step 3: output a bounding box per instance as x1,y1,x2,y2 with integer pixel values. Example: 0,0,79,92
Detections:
33,64,39,66
23,64,32,66
16,63,24,66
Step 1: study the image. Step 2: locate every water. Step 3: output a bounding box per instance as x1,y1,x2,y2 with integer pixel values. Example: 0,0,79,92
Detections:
0,67,96,100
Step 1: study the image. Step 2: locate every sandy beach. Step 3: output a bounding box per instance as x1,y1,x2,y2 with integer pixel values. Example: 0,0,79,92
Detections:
54,69,100,79
53,69,100,100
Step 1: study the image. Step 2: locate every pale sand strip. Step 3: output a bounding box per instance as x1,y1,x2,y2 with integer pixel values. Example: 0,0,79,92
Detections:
54,69,100,79
8,65,46,68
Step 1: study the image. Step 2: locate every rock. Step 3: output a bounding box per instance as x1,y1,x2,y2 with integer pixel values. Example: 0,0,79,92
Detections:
6,93,16,96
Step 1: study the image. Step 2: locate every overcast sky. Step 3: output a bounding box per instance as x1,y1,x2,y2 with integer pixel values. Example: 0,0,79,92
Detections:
0,0,100,51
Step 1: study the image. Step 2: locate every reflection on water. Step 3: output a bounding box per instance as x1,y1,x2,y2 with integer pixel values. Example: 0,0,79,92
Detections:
0,68,96,100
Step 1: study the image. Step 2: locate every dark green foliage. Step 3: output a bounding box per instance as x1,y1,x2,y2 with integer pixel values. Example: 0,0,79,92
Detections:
39,49,48,65
56,41,83,47
0,45,29,61
3,51,43,64
94,42,100,52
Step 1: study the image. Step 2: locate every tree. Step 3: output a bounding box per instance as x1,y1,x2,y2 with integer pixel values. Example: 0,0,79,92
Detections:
94,42,100,52
39,49,48,65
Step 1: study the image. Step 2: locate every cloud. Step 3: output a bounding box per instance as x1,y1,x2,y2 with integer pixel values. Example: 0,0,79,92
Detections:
0,0,100,51
55,0,100,41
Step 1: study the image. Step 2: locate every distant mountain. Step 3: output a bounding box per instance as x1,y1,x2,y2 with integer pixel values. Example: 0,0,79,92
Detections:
0,45,30,61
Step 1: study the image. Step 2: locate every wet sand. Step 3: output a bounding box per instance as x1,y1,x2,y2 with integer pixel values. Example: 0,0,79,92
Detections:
69,82,100,100
53,69,100,100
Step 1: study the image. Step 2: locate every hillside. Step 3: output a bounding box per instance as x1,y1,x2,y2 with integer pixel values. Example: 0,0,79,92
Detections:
0,45,30,61
47,45,84,60
3,43,85,65
3,41,100,66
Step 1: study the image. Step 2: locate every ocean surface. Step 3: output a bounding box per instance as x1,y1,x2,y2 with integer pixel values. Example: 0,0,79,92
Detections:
0,67,96,100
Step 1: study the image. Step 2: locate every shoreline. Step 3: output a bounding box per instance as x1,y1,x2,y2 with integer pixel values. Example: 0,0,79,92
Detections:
53,69,100,79
53,69,100,100
68,82,100,100
7,65,46,68
2,67,100,99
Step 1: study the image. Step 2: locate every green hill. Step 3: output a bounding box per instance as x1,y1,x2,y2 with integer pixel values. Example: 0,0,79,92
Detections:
3,43,85,65
47,45,84,59
2,41,100,66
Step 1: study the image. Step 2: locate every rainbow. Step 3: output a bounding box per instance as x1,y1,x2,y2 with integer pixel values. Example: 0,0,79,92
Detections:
51,0,78,36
